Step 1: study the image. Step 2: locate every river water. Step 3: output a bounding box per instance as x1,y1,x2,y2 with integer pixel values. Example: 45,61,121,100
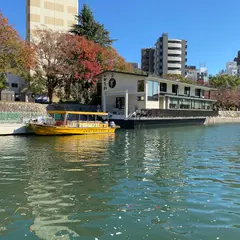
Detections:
0,124,240,240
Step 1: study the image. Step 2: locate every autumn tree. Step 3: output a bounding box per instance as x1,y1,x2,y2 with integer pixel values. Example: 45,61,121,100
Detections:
214,87,240,110
30,29,132,103
59,34,102,103
209,75,240,110
30,29,68,102
70,4,115,46
0,12,34,79
59,34,132,103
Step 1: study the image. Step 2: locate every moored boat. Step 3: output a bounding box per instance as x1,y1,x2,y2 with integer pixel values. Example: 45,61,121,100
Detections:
28,110,120,136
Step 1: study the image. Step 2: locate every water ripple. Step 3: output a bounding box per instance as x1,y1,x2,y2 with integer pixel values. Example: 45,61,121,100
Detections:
0,126,240,239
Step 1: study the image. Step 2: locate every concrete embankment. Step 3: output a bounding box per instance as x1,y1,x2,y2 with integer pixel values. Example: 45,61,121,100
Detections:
0,124,34,135
0,102,47,135
205,111,240,125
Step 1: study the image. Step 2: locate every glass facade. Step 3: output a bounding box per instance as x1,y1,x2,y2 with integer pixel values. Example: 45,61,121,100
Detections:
169,97,212,110
148,80,159,101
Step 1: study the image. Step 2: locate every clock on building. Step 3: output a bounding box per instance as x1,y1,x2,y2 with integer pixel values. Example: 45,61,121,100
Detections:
109,78,116,88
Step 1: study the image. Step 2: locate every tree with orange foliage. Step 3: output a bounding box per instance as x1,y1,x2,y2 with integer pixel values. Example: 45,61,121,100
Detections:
59,34,133,103
0,12,35,90
31,29,132,103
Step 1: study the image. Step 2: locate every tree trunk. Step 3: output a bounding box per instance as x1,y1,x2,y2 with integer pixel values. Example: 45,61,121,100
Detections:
48,88,53,103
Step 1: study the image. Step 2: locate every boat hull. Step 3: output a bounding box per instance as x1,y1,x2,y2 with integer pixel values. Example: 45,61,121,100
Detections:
29,124,118,136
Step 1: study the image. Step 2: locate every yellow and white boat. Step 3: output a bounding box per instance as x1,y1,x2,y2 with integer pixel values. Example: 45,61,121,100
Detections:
28,110,120,136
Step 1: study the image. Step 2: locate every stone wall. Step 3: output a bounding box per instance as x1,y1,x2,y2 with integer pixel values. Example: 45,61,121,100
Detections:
205,111,240,125
0,101,47,114
0,102,47,123
218,111,240,118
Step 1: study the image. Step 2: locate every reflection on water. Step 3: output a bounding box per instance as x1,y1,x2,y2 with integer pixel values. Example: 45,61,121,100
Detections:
0,125,240,239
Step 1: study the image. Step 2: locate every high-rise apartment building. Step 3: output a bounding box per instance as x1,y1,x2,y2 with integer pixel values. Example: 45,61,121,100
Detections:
154,33,187,76
141,48,155,73
26,0,78,40
233,51,240,76
226,61,238,76
141,33,187,76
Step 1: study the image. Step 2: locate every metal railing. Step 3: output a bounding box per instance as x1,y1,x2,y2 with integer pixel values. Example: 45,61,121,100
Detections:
133,109,219,118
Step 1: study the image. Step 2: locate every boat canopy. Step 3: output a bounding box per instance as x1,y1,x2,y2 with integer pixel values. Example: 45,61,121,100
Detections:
47,110,108,116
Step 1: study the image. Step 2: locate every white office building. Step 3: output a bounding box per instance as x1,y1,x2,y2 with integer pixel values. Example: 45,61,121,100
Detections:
96,71,215,119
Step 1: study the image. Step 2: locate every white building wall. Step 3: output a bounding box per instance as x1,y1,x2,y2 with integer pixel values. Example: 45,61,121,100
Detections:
101,72,214,113
6,74,26,95
102,72,147,113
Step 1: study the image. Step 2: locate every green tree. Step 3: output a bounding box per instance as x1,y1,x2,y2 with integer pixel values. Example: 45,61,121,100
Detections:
70,4,115,46
163,74,194,84
0,73,7,91
209,75,240,89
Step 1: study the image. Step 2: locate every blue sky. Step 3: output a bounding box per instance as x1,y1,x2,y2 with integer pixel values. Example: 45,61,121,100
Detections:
1,0,240,74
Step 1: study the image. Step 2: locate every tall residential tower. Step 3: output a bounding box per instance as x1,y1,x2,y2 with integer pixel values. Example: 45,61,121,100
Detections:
141,48,155,74
26,0,78,40
141,33,187,77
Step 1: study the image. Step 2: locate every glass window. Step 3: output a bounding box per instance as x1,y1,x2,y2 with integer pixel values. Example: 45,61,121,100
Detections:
172,84,178,94
116,97,125,109
147,80,159,101
11,83,18,88
148,81,153,98
153,81,158,95
184,87,190,96
137,80,144,92
169,98,178,109
195,89,201,97
194,100,201,109
180,98,190,109
160,82,167,92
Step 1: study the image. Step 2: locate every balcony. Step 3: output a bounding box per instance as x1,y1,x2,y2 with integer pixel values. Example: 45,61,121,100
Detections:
168,69,182,75
168,63,181,68
168,42,182,49
168,49,182,55
168,56,182,61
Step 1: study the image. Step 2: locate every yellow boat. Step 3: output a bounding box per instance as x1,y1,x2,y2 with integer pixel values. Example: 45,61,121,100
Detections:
28,110,120,136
